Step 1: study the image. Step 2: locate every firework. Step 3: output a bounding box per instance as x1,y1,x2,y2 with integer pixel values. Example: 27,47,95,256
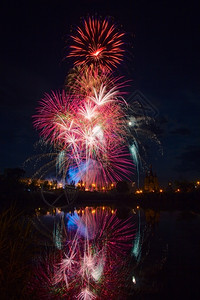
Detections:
33,91,78,146
33,85,134,187
65,64,127,97
68,16,125,71
32,14,138,188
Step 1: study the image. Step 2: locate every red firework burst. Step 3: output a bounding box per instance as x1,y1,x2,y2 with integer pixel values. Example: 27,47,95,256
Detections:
68,16,125,71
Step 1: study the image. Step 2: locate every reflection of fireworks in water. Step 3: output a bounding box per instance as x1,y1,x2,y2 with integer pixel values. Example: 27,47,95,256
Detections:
29,207,135,299
29,207,168,298
68,16,125,71
130,209,168,296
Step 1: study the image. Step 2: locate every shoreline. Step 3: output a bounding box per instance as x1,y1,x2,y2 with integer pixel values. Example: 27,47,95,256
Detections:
1,189,200,214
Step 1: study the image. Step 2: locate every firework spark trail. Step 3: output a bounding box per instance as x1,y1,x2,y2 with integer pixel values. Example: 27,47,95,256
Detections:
77,288,96,300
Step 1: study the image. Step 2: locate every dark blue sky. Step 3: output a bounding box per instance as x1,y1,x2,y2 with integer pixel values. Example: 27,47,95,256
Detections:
0,0,199,186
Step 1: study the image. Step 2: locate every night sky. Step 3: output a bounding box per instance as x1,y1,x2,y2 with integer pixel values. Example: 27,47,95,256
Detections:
0,0,199,186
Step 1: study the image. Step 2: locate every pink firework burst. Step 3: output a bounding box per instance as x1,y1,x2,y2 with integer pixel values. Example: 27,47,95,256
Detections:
68,16,125,71
33,85,134,186
33,90,78,147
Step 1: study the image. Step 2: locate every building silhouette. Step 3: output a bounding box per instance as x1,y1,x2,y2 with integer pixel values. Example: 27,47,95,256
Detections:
144,165,159,192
